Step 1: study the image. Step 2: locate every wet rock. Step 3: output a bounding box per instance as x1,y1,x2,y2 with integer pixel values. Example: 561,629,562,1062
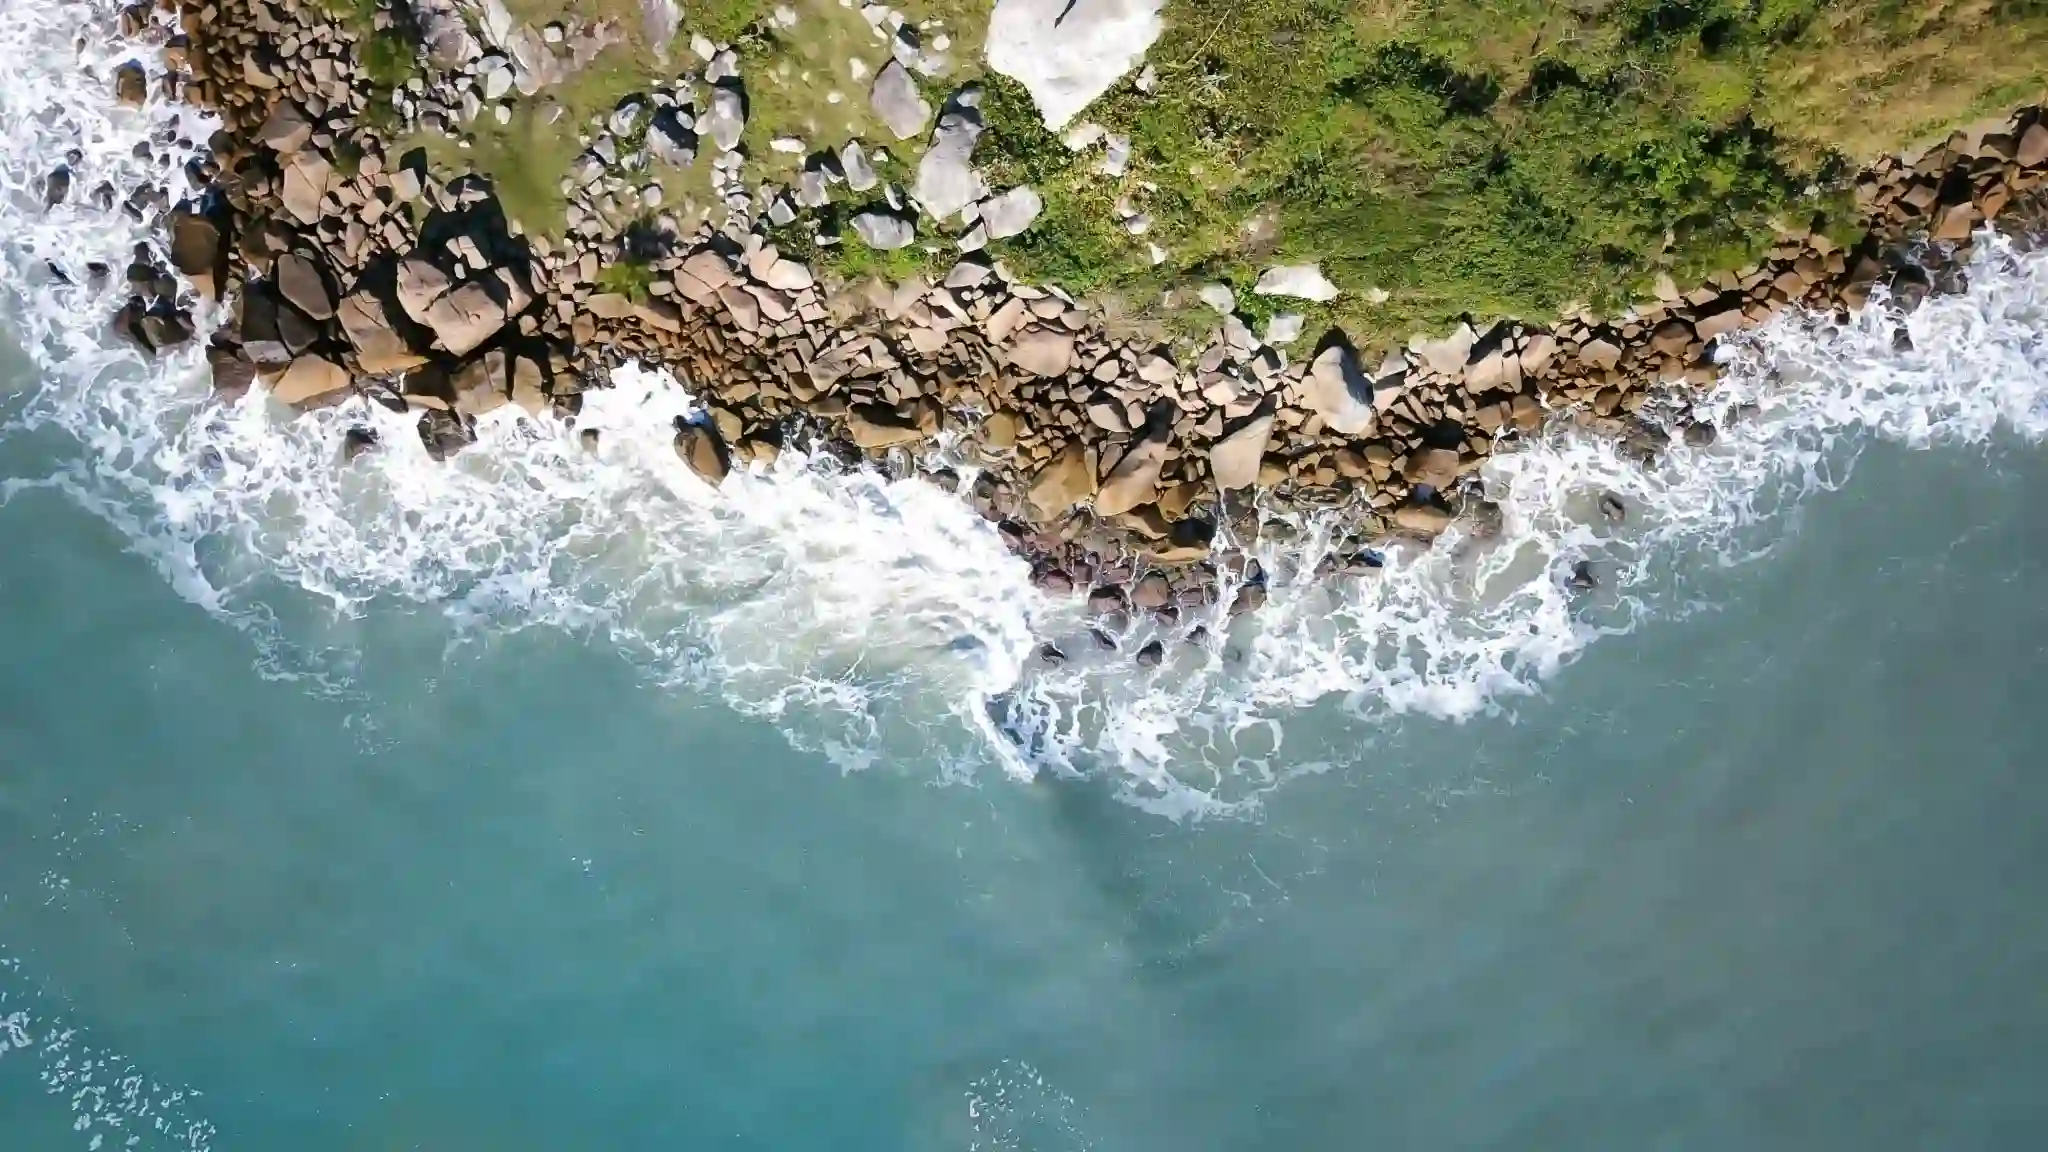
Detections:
846,403,929,449
417,408,477,461
1027,441,1096,518
1598,491,1627,524
870,60,932,140
1392,501,1454,536
1086,584,1128,614
579,428,602,453
341,426,379,462
1567,560,1598,592
113,60,147,106
1682,421,1718,447
272,352,351,405
1036,642,1067,666
167,208,224,298
42,165,71,207
1229,581,1267,616
1134,639,1164,668
673,417,731,484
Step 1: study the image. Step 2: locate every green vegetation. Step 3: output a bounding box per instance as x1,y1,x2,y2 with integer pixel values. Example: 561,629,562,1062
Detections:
380,0,2048,344
595,258,655,300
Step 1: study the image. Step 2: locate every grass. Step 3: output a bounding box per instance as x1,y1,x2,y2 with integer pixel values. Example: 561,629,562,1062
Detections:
595,258,655,300
361,0,2048,346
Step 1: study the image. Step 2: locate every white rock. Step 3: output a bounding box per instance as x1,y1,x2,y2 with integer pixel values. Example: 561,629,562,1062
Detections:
979,185,1042,239
869,60,932,140
1099,133,1130,177
690,34,717,61
986,0,1163,130
1252,263,1339,302
1196,282,1235,314
770,136,805,153
1263,312,1305,345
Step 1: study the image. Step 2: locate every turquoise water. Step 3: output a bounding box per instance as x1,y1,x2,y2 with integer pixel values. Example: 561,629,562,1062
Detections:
6,367,2048,1147
8,3,2048,1145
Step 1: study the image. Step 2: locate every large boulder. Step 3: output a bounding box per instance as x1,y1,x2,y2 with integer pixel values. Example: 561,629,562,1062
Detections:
1008,327,1074,377
167,209,225,299
1027,442,1096,519
870,60,932,141
1095,426,1170,516
980,185,1043,239
279,151,331,226
337,291,427,373
1297,343,1378,434
674,419,730,484
1209,406,1275,491
846,403,928,449
423,280,506,356
254,100,314,154
1253,263,1338,302
703,83,745,152
274,252,335,320
113,60,147,106
985,0,1162,130
851,209,915,250
271,353,351,405
913,100,985,219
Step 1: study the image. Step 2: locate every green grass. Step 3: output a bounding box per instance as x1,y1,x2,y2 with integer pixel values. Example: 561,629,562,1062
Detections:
595,258,655,301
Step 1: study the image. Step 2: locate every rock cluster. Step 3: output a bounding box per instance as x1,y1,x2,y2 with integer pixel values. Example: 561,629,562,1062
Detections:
105,0,2048,625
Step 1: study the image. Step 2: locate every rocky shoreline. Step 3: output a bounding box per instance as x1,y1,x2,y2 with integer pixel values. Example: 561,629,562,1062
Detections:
73,0,2048,627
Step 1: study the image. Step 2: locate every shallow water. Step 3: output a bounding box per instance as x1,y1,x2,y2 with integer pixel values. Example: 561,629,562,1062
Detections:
6,0,2048,1147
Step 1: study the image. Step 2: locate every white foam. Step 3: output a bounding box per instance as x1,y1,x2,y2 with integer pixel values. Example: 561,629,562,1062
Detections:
5,0,2048,820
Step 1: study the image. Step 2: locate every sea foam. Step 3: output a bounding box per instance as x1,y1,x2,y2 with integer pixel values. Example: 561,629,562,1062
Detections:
5,0,2048,822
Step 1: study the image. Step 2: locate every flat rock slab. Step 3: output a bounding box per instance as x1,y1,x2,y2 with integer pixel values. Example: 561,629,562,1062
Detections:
985,0,1162,130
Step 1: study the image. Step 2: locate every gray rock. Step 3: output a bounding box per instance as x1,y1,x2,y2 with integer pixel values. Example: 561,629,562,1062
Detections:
870,60,932,141
42,165,70,206
1196,282,1235,314
1210,405,1275,490
274,252,334,320
797,167,830,207
1252,263,1338,302
646,107,696,166
1099,133,1130,177
912,100,985,218
979,185,1043,239
840,141,878,192
851,209,916,250
1299,343,1377,435
703,84,745,152
1263,312,1304,345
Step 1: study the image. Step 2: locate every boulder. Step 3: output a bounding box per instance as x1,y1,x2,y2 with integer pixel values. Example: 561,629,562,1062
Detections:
870,60,932,140
113,60,147,106
757,256,814,292
1403,446,1462,490
846,403,929,449
674,419,730,484
42,165,70,207
675,250,735,302
1209,406,1275,490
1027,441,1096,518
704,84,746,152
1412,323,1476,376
1252,263,1338,302
423,280,507,356
984,0,1162,130
851,209,915,250
450,351,509,415
395,257,451,323
279,152,331,226
1298,343,1377,435
841,141,878,192
1008,327,1074,376
272,353,351,405
913,103,985,218
254,101,313,154
167,209,225,298
274,252,334,320
1095,427,1170,517
1393,502,1454,536
980,185,1043,239
337,291,427,373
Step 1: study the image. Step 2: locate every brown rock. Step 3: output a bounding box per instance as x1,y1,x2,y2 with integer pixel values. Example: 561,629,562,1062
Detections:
674,420,730,484
1009,327,1075,377
1027,442,1096,519
423,281,507,356
254,101,313,154
279,151,330,226
113,60,147,106
1392,502,1454,536
1403,446,1462,490
675,251,733,303
274,252,334,320
1095,428,1170,517
272,353,350,405
336,291,427,373
1581,337,1622,370
846,403,928,449
2020,123,2048,168
395,257,450,323
981,409,1019,449
1209,407,1275,491
1650,319,1694,356
167,209,225,299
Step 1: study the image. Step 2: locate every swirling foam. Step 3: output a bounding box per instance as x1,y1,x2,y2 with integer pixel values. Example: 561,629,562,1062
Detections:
6,0,2048,819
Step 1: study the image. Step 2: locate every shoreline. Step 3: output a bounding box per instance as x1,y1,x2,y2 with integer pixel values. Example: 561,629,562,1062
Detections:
84,0,2048,630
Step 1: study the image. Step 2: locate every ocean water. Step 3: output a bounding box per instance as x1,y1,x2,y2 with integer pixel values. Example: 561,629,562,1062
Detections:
6,3,2048,1149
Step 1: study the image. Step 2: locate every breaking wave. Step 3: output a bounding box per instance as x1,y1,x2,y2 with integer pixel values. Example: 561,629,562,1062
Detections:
6,0,2048,819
